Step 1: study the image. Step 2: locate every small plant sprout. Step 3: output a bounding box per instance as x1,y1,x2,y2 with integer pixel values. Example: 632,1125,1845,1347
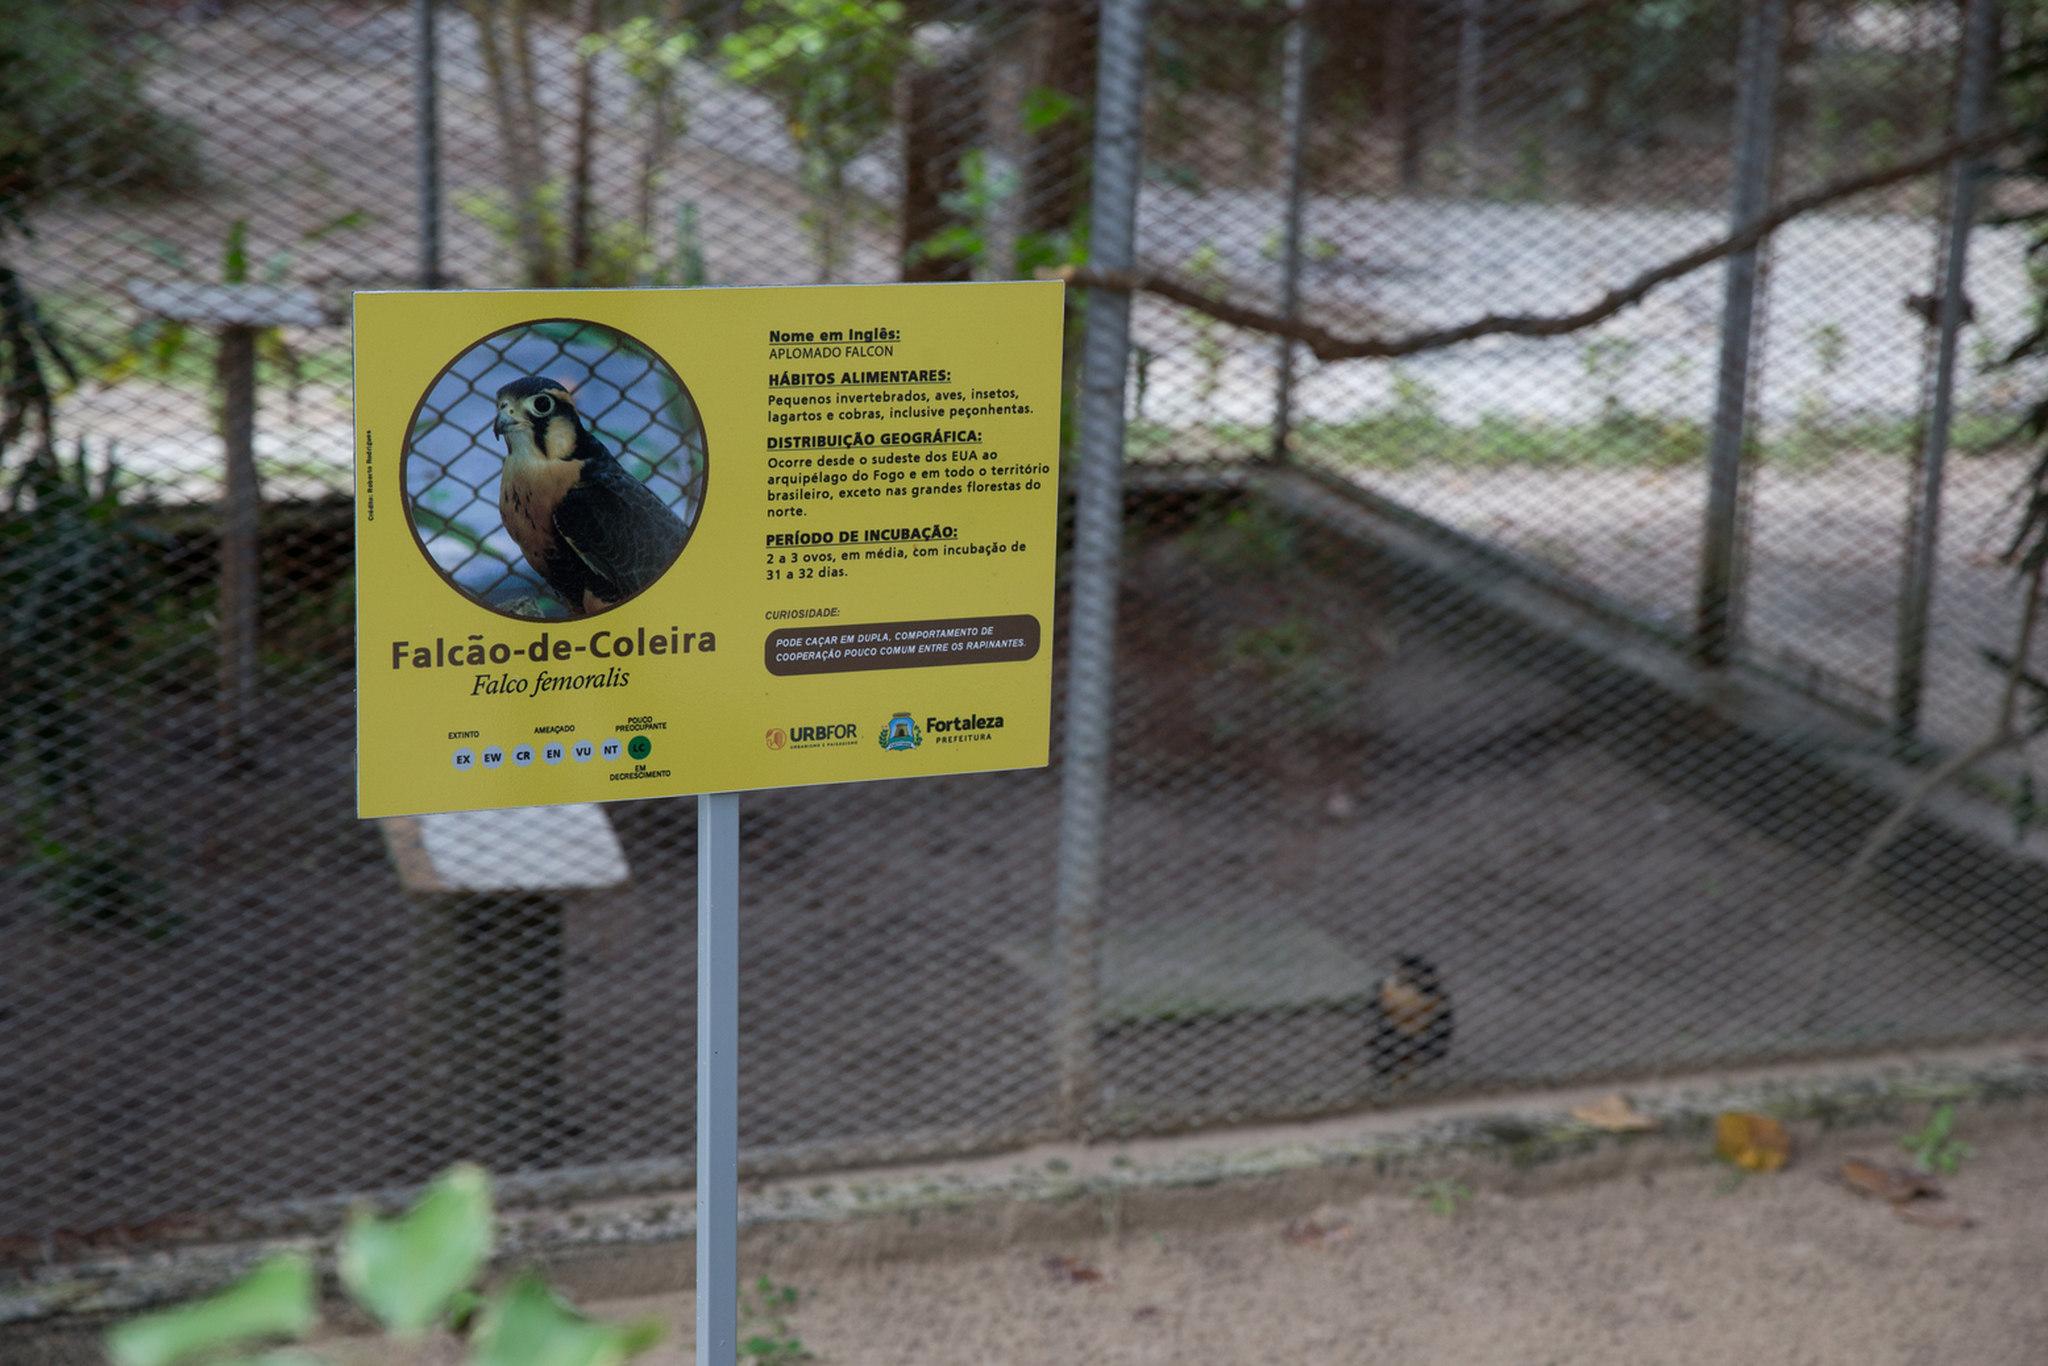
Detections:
1900,1104,1973,1176
1413,1178,1472,1216
740,1276,814,1363
1183,241,1232,413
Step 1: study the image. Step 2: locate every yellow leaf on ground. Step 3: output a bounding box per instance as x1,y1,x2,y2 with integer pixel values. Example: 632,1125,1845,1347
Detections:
1715,1112,1790,1172
1572,1093,1659,1133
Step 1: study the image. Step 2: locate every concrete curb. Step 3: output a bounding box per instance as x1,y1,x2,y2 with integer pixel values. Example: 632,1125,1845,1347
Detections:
10,1040,2045,1327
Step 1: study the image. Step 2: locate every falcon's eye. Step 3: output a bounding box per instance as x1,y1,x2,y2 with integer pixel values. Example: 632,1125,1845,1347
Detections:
530,394,556,416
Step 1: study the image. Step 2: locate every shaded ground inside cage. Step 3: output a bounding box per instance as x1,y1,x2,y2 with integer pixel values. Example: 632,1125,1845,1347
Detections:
6,488,2048,1256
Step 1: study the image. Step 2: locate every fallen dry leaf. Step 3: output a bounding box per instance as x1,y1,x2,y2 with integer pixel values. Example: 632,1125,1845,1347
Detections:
1573,1093,1659,1133
1840,1156,1942,1204
1281,1216,1356,1247
1715,1112,1790,1172
1893,1204,1977,1231
1043,1254,1103,1284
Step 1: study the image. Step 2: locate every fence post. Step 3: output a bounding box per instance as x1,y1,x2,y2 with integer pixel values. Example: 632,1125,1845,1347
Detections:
1695,0,1787,666
415,0,442,290
1894,0,1999,745
216,324,259,763
1269,0,1311,463
1051,0,1148,1139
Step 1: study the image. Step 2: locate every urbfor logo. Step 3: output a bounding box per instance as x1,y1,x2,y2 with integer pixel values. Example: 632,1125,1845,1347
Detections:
878,712,922,752
926,711,1005,744
765,728,788,750
785,721,859,751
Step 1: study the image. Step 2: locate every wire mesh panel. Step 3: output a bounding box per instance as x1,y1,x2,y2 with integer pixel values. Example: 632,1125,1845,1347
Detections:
7,0,2048,1303
1071,0,2048,1140
0,0,1083,1265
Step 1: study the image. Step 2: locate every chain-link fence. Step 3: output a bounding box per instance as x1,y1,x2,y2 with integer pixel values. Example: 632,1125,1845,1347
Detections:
7,0,2048,1303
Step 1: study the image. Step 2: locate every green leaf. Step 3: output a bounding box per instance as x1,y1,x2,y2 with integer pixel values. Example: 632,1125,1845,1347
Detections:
106,1255,317,1366
338,1163,493,1334
1020,85,1076,132
222,218,250,285
468,1274,664,1366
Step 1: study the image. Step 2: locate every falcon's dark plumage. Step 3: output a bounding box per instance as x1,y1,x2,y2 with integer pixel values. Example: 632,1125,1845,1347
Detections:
489,376,689,614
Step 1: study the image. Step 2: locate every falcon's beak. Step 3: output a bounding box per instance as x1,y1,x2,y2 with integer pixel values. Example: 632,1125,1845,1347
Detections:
492,410,513,438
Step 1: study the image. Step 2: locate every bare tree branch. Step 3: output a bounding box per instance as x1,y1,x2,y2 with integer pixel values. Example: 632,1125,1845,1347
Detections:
1803,556,2048,1028
1055,126,2020,362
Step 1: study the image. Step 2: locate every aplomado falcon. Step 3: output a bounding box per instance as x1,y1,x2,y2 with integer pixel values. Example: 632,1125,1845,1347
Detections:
490,376,690,614
1371,953,1453,1081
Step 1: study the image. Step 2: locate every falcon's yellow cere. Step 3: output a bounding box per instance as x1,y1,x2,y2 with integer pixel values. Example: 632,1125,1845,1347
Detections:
354,282,1063,819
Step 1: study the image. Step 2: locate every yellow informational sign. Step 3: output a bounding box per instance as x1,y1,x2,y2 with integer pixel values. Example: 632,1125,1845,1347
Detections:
353,282,1064,818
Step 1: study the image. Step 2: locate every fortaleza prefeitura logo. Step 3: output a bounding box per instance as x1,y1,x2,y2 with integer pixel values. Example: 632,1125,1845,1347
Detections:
879,711,1006,751
878,713,922,751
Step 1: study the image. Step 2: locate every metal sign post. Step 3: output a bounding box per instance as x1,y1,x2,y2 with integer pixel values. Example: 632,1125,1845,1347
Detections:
696,792,740,1364
351,282,1065,1360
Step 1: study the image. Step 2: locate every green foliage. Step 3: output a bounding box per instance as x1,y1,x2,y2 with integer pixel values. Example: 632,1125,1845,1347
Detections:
2,441,179,937
1556,1,1742,182
459,186,706,288
107,1255,318,1366
580,16,696,111
739,1277,813,1363
1184,503,1300,576
0,252,76,478
0,1,197,218
470,1275,663,1366
338,1163,494,1335
109,1167,663,1365
906,143,1087,280
1412,1178,1473,1216
1226,615,1355,731
723,0,910,280
1135,406,2015,475
1183,242,1232,412
106,213,368,404
1899,1104,1973,1176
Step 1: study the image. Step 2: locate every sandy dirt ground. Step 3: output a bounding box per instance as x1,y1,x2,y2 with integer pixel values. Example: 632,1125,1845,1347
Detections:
596,1108,2048,1365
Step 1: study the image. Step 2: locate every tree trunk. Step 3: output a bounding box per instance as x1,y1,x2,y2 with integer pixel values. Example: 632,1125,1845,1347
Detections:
567,0,602,280
901,26,984,282
1017,0,1095,270
1385,0,1423,189
466,0,556,284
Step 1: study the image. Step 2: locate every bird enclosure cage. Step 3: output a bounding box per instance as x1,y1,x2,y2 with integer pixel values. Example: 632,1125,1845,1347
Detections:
4,0,2048,1329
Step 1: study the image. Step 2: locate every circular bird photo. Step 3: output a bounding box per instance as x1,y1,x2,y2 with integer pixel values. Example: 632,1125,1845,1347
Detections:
402,318,707,619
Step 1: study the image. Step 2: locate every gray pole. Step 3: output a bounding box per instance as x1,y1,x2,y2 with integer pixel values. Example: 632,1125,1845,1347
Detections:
1051,0,1148,1138
1269,0,1311,463
1695,0,1786,666
415,0,443,289
696,792,740,1364
1894,0,1999,743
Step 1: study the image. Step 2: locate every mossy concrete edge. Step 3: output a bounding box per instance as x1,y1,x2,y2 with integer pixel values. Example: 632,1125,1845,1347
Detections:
11,1042,2045,1327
